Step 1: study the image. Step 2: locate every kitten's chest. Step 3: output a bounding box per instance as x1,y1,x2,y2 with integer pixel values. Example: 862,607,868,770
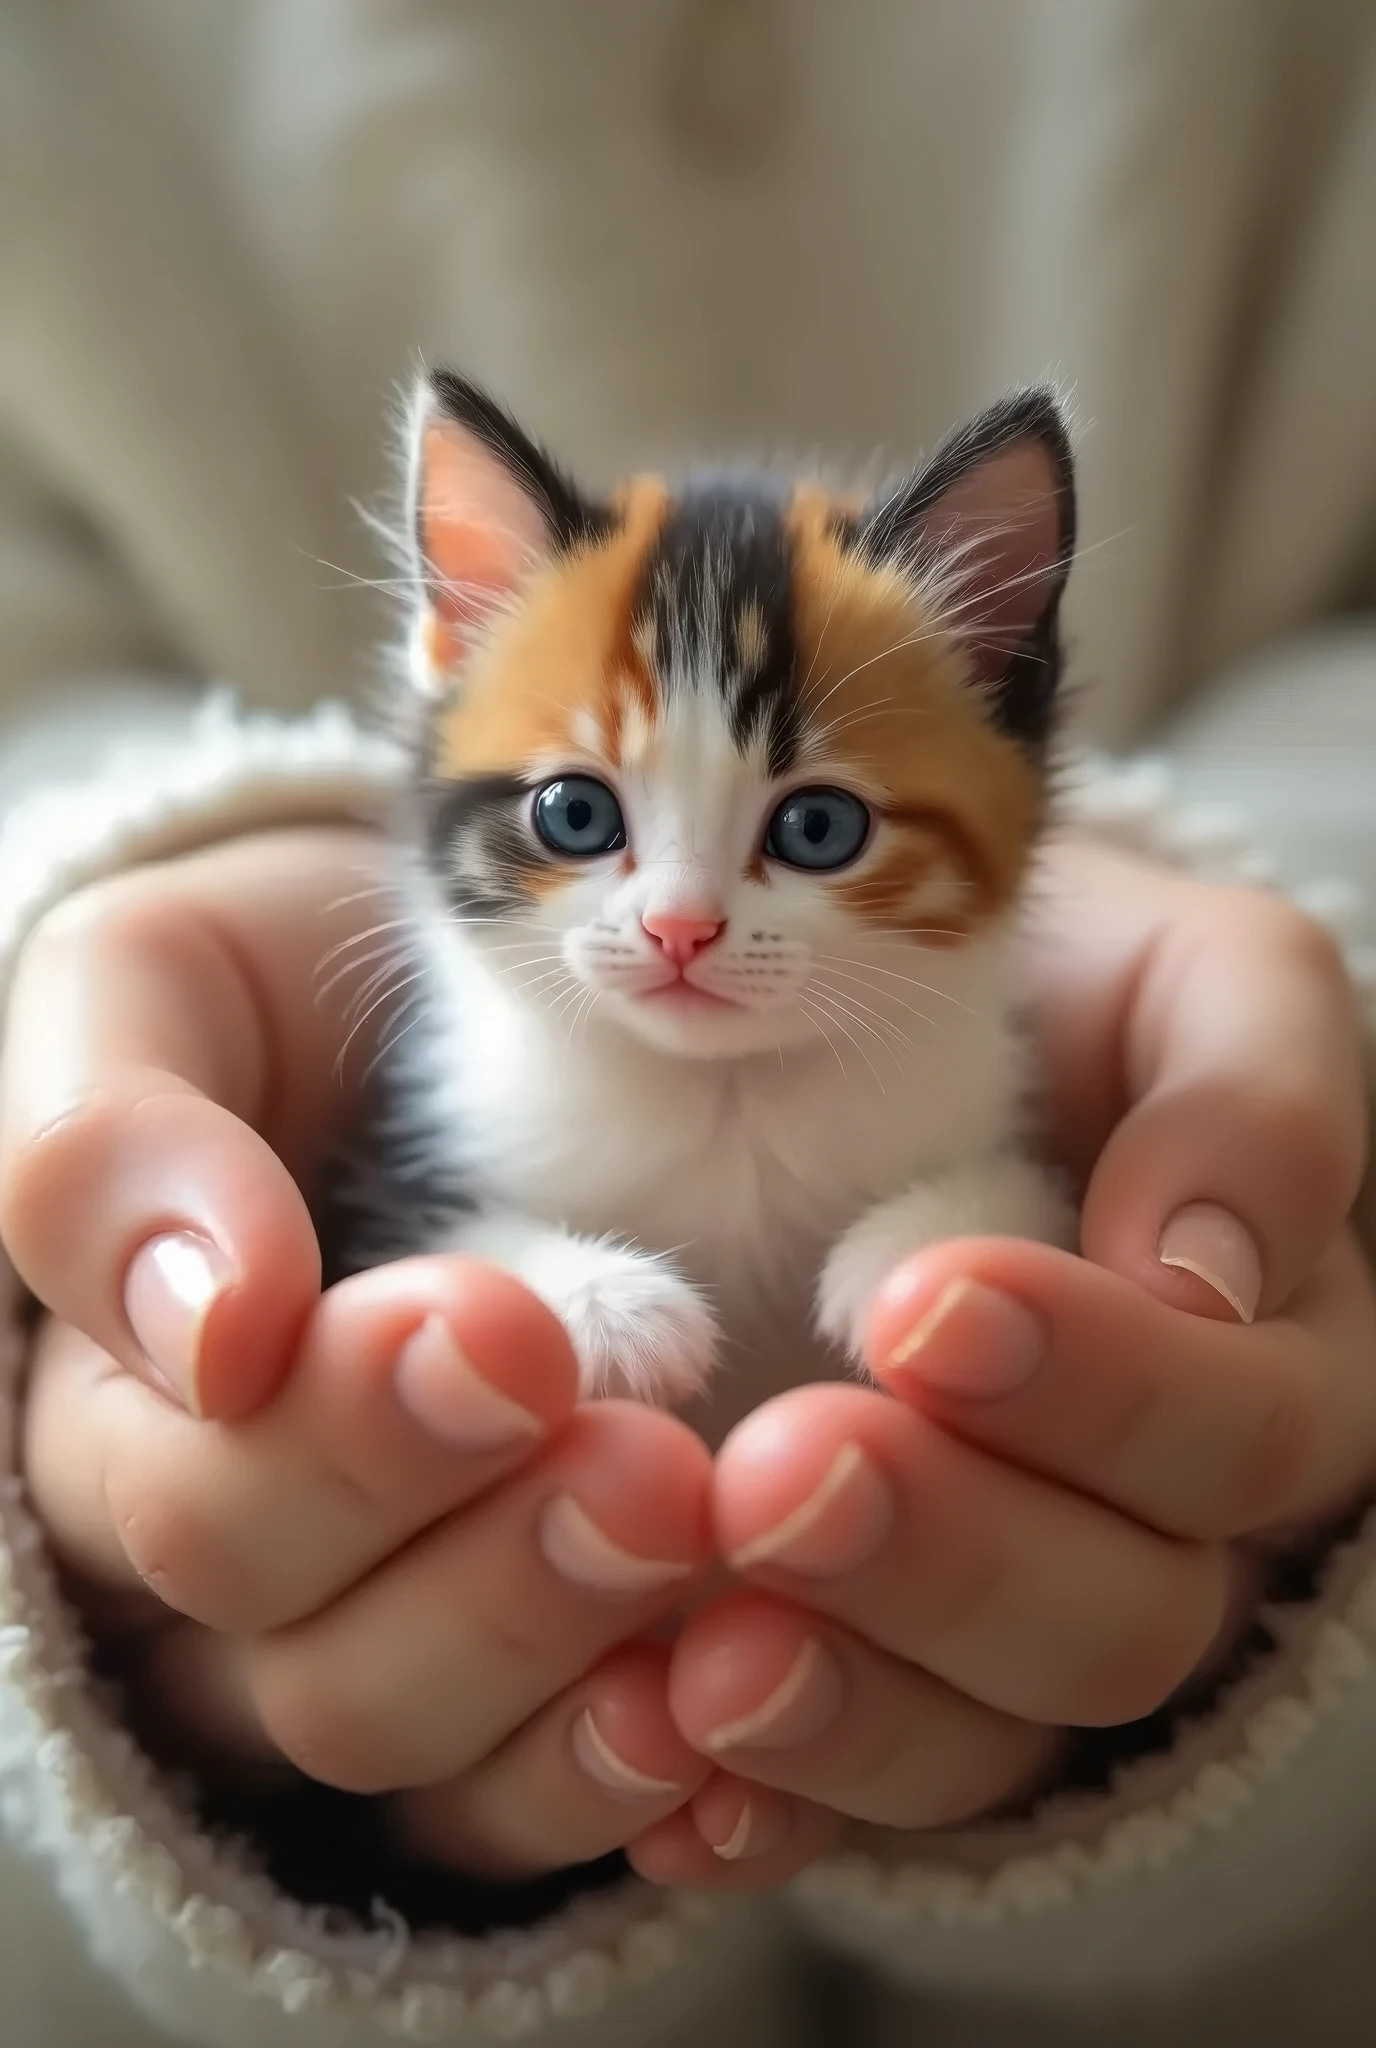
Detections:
480,1066,838,1280
453,1024,972,1305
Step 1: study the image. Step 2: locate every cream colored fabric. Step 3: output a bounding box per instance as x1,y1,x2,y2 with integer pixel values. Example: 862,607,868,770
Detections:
1,3,1375,2043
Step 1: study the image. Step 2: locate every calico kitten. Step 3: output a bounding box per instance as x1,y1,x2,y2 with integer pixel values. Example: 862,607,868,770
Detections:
334,372,1076,1442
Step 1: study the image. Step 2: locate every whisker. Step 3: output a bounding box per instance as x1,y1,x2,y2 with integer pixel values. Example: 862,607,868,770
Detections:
338,957,414,1020
809,970,921,1047
799,990,885,1092
334,972,428,1081
504,964,578,1000
324,882,399,915
807,978,909,1062
548,977,590,1024
344,965,427,1031
315,916,413,975
816,952,980,1018
794,993,850,1081
361,999,428,1085
316,941,418,1007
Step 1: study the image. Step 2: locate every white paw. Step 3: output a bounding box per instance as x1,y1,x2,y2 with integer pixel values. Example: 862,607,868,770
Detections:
553,1243,720,1406
815,1154,1076,1366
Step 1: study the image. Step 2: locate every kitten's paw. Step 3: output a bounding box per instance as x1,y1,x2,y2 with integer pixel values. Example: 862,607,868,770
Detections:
554,1244,720,1406
816,1155,1075,1367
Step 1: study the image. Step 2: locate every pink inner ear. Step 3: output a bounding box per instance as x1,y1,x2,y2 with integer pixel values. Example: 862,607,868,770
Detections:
420,421,549,642
917,440,1064,683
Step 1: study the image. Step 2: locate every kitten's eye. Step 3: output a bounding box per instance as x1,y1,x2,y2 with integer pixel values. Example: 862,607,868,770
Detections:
533,776,627,857
764,788,869,871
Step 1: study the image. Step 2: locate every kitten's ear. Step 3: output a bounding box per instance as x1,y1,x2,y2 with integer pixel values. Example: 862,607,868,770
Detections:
407,371,607,682
857,389,1076,743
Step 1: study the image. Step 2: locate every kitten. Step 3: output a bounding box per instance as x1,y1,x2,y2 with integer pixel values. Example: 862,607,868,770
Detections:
333,372,1076,1443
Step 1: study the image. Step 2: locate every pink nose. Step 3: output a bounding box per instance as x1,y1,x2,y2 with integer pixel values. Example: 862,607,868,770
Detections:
641,909,725,967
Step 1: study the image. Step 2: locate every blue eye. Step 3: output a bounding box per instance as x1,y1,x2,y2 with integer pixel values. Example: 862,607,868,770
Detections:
764,788,869,871
533,776,626,857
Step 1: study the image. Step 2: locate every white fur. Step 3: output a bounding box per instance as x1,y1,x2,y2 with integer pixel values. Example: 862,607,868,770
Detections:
431,1209,720,1404
403,836,1070,1423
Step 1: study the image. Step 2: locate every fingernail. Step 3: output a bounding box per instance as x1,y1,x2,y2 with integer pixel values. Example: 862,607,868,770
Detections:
124,1232,233,1413
885,1278,1046,1396
703,1637,845,1754
572,1710,680,1801
393,1313,543,1452
704,1793,790,1862
539,1494,695,1596
728,1443,892,1576
1158,1203,1263,1323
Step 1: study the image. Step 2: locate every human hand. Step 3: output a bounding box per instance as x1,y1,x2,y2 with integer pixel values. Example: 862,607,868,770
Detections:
0,833,722,1875
631,843,1374,1888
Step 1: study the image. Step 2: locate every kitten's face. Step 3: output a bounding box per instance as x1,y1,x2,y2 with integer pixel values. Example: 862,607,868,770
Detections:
407,377,1074,1062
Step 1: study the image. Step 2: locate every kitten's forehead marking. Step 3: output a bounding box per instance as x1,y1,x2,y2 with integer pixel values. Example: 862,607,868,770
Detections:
633,477,800,779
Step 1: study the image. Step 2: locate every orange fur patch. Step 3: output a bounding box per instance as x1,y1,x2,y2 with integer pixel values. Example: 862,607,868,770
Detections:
785,488,1041,938
432,479,669,781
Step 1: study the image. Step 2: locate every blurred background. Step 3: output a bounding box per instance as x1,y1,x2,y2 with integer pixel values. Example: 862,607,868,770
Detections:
0,0,1373,870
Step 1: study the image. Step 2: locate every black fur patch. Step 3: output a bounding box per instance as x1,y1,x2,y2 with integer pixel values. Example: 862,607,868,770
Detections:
856,387,1076,748
423,771,544,919
633,475,801,778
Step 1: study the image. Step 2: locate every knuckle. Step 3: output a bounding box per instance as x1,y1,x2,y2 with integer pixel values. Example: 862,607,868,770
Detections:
0,1097,109,1269
841,1705,1032,1831
1219,1378,1319,1534
471,1597,559,1685
1239,901,1363,1195
1260,895,1350,996
105,1460,258,1633
1071,1547,1228,1726
921,1539,1010,1652
1258,1082,1363,1224
839,1701,933,1825
251,1655,401,1795
14,872,164,1009
1088,1367,1167,1474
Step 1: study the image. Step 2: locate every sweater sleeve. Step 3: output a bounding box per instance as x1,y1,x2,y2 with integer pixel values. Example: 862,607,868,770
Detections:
0,699,795,2048
789,741,1376,2006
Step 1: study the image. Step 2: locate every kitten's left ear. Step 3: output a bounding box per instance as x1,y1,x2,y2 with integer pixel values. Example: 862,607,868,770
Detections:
406,370,608,683
858,388,1076,744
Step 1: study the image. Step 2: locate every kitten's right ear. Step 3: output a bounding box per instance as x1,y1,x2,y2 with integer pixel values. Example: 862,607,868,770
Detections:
406,371,607,683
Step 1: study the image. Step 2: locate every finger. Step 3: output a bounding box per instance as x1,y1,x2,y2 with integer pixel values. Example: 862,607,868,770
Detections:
863,1231,1376,1538
667,1592,1051,1829
25,1258,579,1631
628,1781,840,1892
398,1642,708,1877
713,1385,1231,1726
1032,843,1366,1320
245,1403,711,1794
0,830,384,1416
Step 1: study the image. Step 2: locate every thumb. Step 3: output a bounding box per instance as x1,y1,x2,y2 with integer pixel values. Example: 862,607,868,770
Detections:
0,837,377,1418
1081,894,1367,1322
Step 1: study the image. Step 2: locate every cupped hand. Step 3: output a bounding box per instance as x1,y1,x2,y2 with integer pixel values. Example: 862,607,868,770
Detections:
638,841,1375,1888
0,834,726,1877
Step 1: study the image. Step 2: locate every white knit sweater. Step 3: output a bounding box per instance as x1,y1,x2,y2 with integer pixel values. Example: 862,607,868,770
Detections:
1,700,1374,2047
